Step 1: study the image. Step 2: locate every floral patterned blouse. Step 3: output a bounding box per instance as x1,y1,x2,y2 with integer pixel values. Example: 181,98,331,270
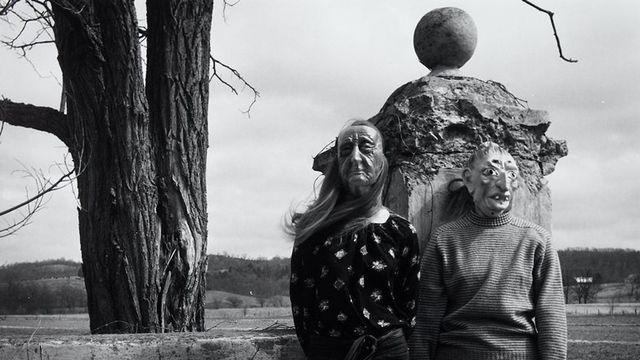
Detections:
290,213,420,354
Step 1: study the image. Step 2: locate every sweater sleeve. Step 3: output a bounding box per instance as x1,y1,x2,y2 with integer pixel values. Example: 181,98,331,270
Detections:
533,236,568,360
409,234,446,360
290,244,312,355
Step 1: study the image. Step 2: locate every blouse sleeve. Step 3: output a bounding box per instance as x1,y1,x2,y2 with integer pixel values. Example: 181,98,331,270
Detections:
290,244,313,355
410,233,446,360
394,219,421,339
533,236,568,360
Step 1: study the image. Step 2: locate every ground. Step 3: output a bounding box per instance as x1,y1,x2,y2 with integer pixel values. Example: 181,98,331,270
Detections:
1,307,639,359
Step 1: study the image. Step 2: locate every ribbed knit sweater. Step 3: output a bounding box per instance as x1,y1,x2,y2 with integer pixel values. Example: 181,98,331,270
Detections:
410,211,567,360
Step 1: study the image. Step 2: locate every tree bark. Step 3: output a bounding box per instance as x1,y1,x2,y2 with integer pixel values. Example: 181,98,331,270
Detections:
0,0,212,333
0,101,69,145
145,0,212,331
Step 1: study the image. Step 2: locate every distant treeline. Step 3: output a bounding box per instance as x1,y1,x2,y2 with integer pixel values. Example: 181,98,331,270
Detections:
2,248,640,314
0,259,81,282
0,279,86,314
0,259,85,314
558,248,640,283
206,254,290,298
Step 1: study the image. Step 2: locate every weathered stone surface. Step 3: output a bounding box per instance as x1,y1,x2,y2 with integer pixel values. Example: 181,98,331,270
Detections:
371,76,566,182
314,75,567,247
0,331,304,360
372,76,566,245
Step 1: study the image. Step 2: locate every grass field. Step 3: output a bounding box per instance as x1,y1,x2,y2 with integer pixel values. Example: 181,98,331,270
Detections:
1,309,639,359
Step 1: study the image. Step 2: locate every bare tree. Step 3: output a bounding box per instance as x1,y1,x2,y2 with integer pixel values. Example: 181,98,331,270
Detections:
226,296,243,308
625,274,640,301
562,274,574,304
0,0,218,333
572,270,602,304
257,296,267,308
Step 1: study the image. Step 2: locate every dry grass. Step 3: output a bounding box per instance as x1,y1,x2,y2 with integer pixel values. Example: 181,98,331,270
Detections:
2,309,640,359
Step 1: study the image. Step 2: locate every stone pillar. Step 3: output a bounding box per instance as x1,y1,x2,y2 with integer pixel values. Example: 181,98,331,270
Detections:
371,75,566,246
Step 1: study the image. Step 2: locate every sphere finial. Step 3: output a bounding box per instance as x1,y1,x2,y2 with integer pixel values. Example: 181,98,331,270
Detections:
414,7,477,76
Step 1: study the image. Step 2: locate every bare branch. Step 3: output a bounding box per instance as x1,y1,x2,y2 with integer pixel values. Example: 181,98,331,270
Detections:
0,167,74,218
137,26,147,41
0,0,20,16
521,0,577,63
0,99,70,145
0,190,44,238
2,38,54,50
0,158,77,238
221,0,240,23
0,192,44,238
1,0,54,52
210,55,260,117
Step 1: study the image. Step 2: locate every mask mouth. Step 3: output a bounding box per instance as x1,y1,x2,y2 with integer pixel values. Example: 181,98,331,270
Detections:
491,193,510,202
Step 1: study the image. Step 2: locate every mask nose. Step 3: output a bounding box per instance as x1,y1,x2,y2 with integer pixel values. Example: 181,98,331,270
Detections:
348,147,363,165
495,172,509,190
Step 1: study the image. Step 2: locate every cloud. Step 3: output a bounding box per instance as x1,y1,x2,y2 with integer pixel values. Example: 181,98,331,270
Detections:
548,149,640,249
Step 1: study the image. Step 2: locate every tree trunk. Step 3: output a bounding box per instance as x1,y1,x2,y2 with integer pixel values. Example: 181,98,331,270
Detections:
145,0,212,331
34,0,213,333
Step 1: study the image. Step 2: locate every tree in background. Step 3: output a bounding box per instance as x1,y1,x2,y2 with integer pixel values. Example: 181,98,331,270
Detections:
226,296,243,308
562,274,574,304
625,274,640,301
0,0,216,333
572,270,603,304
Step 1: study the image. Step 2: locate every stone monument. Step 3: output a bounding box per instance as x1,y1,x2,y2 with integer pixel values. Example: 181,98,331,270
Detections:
315,7,567,247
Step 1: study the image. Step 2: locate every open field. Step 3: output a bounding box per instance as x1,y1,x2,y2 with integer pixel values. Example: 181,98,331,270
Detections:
1,308,639,359
0,307,293,336
566,303,640,316
567,314,640,359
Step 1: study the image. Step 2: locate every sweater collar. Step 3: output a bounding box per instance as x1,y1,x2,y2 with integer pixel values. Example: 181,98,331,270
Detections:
467,210,512,227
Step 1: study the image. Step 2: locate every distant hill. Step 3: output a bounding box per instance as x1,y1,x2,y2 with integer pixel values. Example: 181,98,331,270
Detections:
204,290,290,309
0,254,291,314
2,249,639,288
0,259,81,282
0,276,86,314
2,249,639,314
206,254,290,299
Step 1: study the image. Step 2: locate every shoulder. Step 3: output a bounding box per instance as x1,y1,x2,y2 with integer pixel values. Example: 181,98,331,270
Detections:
508,217,558,259
386,212,417,234
383,213,419,250
431,215,470,239
509,216,552,242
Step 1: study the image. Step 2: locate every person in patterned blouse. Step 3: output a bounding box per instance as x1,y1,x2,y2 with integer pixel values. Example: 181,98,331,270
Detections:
287,120,421,360
410,142,567,360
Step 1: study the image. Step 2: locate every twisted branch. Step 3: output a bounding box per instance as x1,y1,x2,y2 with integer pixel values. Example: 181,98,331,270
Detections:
210,55,260,116
521,0,577,63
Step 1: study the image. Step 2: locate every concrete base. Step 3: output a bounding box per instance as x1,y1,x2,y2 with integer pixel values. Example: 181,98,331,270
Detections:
0,330,304,360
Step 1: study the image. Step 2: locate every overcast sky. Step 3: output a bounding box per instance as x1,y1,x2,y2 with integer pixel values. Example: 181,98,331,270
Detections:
1,0,639,264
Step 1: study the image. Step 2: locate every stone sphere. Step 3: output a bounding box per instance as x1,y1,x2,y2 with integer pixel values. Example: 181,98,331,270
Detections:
414,7,477,71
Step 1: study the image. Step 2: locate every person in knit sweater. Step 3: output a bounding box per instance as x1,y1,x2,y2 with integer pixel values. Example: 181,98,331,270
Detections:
410,142,567,360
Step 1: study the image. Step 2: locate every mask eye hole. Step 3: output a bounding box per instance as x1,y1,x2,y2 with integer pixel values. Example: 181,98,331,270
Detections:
359,142,375,155
507,171,518,180
338,144,353,158
481,168,498,177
